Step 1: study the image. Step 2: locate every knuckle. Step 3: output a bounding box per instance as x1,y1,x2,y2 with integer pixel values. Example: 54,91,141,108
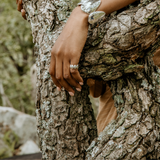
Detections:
51,47,55,53
51,51,60,58
51,47,56,55
56,76,62,81
64,74,70,80
51,50,56,57
55,50,62,57
52,47,62,57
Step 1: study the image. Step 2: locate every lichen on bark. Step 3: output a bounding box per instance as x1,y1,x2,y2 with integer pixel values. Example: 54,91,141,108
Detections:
23,0,160,159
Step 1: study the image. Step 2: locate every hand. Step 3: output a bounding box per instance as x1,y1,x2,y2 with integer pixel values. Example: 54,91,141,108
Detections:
16,0,26,20
49,7,89,96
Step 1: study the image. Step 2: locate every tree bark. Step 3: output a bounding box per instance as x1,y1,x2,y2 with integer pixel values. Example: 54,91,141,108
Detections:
23,0,160,159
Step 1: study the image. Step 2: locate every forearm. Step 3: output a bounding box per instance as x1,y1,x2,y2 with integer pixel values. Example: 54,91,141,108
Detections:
97,0,137,14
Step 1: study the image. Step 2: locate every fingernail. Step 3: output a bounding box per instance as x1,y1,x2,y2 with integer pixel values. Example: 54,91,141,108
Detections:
76,88,81,92
69,92,74,96
57,87,61,92
79,82,83,85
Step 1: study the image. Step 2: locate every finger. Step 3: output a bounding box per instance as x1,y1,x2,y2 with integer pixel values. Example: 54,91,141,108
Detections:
56,57,75,95
70,58,83,85
19,0,22,5
21,9,26,20
49,55,61,90
70,68,83,85
63,59,81,92
17,0,23,11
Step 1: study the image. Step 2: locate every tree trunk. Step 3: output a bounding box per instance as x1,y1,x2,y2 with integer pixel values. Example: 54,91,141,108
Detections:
23,0,160,159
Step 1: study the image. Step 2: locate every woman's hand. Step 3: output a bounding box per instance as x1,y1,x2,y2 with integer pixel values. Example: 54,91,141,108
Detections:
16,0,26,19
16,0,88,96
49,7,89,96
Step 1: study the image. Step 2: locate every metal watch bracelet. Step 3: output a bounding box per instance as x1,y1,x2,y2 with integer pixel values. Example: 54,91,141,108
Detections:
78,0,105,24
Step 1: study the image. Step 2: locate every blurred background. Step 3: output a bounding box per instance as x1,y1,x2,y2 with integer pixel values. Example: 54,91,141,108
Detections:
0,0,98,159
0,0,35,115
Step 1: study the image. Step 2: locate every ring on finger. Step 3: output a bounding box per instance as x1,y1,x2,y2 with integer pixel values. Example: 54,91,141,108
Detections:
70,64,78,69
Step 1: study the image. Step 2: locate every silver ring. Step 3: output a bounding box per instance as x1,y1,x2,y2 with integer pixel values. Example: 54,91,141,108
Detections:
70,64,79,69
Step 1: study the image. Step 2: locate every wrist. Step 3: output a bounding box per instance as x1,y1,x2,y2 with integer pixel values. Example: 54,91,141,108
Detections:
72,6,89,26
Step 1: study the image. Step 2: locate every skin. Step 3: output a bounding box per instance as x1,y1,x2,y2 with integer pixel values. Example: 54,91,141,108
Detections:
17,0,136,96
16,0,26,19
49,7,88,96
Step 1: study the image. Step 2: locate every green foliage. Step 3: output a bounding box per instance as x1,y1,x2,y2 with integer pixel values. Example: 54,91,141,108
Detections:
0,129,19,159
0,148,10,159
3,130,19,153
0,0,35,114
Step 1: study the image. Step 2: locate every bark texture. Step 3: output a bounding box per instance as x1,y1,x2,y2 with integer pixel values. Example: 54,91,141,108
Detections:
23,0,160,159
